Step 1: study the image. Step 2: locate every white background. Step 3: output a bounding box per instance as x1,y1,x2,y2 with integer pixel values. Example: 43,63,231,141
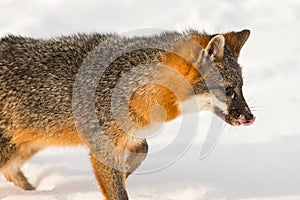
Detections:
0,0,300,199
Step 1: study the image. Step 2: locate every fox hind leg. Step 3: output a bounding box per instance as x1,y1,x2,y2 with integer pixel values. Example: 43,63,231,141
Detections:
3,167,35,190
0,128,18,168
0,131,40,190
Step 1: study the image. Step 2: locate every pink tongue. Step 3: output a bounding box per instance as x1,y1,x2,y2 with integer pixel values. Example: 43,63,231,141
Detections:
240,116,256,126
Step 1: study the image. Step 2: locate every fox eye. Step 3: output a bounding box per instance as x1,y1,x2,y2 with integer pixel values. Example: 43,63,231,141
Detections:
225,87,235,99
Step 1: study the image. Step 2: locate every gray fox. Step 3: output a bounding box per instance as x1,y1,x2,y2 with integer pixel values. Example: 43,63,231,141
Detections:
0,29,255,200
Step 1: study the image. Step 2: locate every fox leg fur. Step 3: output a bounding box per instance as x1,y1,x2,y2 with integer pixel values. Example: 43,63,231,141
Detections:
88,131,148,199
124,139,148,178
90,153,129,200
0,141,40,190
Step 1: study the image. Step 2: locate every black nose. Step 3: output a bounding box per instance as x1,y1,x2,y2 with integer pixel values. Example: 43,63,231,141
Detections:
245,113,254,122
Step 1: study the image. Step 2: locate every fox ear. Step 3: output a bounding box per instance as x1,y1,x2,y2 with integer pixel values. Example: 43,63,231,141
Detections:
224,29,250,57
205,35,225,61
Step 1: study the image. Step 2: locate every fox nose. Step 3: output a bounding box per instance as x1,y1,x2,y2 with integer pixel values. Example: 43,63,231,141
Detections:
245,113,254,122
237,113,255,126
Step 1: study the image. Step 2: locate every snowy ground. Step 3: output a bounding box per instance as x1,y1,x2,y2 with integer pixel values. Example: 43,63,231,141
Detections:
1,0,300,199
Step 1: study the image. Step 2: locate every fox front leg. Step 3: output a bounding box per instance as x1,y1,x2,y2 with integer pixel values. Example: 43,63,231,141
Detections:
124,139,148,178
90,153,129,200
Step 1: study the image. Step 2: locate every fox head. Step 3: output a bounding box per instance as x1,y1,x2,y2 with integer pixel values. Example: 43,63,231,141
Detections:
127,30,255,128
186,30,255,126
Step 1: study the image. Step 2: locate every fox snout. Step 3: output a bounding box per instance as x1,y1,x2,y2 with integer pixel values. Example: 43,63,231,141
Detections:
216,103,256,127
227,99,256,126
211,97,256,127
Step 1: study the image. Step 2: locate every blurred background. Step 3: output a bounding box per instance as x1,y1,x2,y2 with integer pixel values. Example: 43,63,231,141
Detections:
0,0,300,199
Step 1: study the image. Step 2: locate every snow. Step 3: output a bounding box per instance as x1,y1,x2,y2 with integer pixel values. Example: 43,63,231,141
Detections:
1,0,300,199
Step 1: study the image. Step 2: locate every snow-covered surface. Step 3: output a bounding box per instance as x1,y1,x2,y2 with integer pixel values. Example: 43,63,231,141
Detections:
1,0,300,199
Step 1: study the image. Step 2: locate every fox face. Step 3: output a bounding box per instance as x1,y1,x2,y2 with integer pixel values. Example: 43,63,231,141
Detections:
190,30,255,126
